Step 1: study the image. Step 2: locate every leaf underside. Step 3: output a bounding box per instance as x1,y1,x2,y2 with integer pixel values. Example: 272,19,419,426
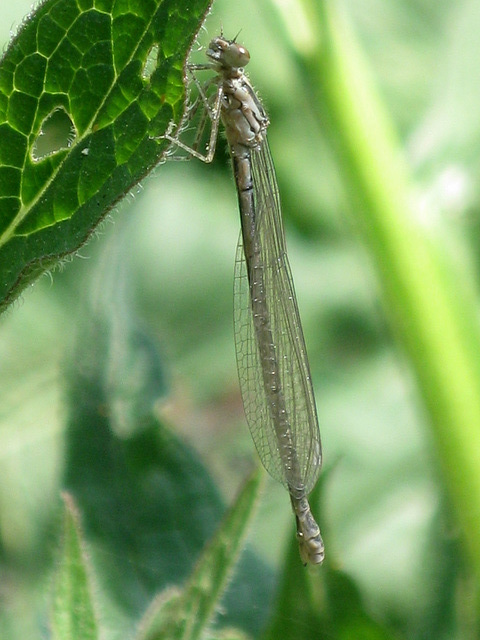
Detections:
0,0,211,312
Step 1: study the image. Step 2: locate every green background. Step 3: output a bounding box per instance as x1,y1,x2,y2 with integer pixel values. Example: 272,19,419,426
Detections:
1,0,480,638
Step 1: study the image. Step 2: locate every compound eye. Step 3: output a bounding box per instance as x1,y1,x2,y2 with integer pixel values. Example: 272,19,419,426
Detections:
224,43,250,68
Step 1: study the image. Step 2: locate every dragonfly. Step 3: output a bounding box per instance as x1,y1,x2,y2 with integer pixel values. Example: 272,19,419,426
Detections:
165,34,324,565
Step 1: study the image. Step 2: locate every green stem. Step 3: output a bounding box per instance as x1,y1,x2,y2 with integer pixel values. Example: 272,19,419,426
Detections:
298,0,480,578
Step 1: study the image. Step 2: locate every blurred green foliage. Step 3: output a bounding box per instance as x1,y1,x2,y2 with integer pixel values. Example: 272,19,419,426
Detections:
1,0,480,638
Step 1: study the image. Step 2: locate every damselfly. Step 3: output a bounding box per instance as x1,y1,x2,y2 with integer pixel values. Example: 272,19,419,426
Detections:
165,34,324,565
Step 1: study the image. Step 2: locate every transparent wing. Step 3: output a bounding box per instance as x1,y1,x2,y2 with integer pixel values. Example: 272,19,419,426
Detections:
233,139,322,494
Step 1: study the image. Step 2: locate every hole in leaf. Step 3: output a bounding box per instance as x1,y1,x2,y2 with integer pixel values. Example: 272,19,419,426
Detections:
142,43,160,81
31,107,76,162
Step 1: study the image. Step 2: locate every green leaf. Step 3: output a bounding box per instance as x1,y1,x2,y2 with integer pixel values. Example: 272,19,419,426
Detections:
63,219,274,636
51,493,99,640
0,0,212,312
263,483,393,640
137,467,264,640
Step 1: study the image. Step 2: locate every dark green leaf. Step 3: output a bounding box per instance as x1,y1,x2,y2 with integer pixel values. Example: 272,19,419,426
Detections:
137,469,264,640
263,481,394,640
0,0,212,312
63,220,274,636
